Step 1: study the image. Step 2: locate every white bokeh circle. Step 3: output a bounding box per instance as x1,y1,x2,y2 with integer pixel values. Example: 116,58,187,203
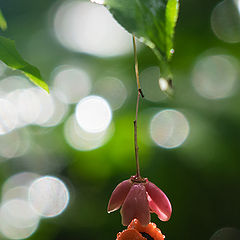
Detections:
150,109,190,149
29,176,69,218
75,95,112,133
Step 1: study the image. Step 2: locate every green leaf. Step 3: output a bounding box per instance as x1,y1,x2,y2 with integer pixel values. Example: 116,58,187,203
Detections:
0,36,49,93
0,9,7,31
165,0,179,60
102,0,179,78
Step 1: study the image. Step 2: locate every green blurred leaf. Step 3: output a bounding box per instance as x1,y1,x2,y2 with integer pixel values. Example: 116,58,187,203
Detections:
0,9,7,31
0,36,49,92
103,0,179,78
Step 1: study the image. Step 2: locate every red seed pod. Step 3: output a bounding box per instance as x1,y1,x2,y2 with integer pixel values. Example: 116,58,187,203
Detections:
116,219,165,240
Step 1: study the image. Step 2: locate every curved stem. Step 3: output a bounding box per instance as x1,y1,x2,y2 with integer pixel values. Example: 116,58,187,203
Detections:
132,36,140,90
132,36,143,178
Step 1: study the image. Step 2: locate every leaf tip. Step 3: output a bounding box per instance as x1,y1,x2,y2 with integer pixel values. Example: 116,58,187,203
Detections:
43,84,50,94
0,9,7,31
38,81,50,94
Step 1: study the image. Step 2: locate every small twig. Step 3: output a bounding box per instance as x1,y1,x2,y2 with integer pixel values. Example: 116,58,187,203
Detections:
139,88,144,98
132,35,143,178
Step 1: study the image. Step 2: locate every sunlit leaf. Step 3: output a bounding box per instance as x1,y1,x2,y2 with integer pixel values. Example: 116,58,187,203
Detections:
101,0,179,79
0,9,7,31
0,36,49,92
166,0,179,60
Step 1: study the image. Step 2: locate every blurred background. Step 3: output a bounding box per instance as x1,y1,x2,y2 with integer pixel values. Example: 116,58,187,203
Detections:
0,0,240,239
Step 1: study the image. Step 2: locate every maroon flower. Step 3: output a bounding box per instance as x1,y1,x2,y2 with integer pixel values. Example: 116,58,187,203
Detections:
107,175,172,226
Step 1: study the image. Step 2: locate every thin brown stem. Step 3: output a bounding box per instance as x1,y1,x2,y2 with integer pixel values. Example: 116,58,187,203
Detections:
132,35,143,178
134,90,141,178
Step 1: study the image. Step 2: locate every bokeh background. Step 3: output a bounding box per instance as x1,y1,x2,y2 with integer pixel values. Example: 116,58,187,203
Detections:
0,0,240,239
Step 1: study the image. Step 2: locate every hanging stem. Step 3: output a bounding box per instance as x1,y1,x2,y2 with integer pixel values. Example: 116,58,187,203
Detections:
132,35,144,179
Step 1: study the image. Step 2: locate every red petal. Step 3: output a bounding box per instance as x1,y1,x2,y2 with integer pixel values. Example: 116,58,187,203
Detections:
107,179,132,213
145,181,172,221
121,184,150,226
147,194,169,222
